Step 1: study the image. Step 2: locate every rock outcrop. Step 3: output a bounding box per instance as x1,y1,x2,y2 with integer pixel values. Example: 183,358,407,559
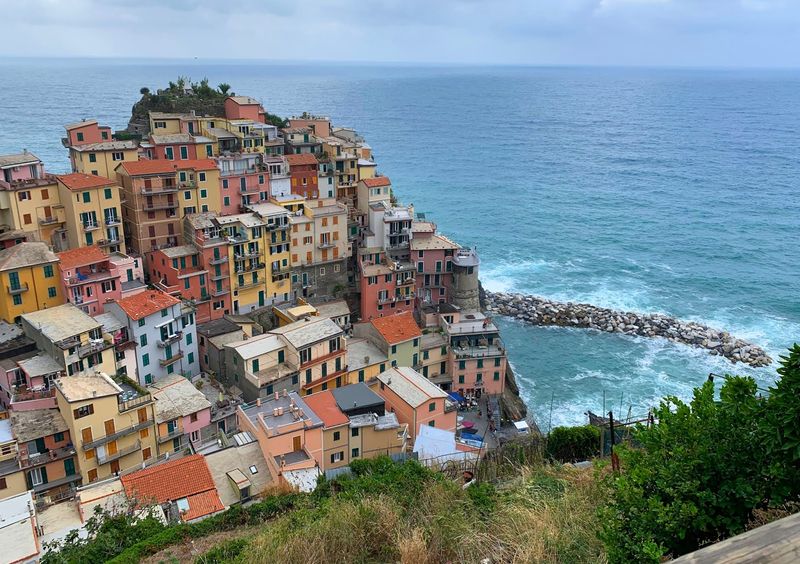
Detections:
485,291,772,368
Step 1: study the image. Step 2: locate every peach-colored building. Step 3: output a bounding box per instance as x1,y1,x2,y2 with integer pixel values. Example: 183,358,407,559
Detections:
237,391,323,485
183,214,232,321
224,96,268,123
358,248,415,321
442,311,507,397
373,366,455,443
285,153,319,199
410,221,458,307
217,153,270,214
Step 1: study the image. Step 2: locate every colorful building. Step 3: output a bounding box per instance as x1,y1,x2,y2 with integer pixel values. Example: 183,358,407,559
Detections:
58,245,124,316
358,248,415,321
0,242,63,324
352,311,421,369
222,333,296,402
285,153,319,199
410,221,458,306
55,173,125,254
148,374,212,454
63,118,138,179
217,153,270,214
0,152,63,246
105,290,199,386
442,311,507,397
373,366,455,442
183,213,233,321
54,372,158,483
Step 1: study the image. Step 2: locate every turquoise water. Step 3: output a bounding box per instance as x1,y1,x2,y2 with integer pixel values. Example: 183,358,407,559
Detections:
1,59,797,427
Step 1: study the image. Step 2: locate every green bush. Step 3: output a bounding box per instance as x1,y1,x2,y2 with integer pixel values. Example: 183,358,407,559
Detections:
196,538,249,563
547,425,600,462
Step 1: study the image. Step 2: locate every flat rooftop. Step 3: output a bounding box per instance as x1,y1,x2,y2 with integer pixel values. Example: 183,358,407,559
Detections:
22,304,100,344
240,391,322,433
346,338,387,371
149,374,212,423
445,311,499,334
332,382,385,414
55,373,120,403
268,317,342,349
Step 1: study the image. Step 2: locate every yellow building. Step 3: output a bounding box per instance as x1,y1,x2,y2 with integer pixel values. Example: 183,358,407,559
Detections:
346,337,388,385
244,203,293,307
21,304,118,378
0,152,65,244
68,141,139,179
0,423,27,499
56,173,125,254
0,242,63,323
215,213,269,313
175,160,222,216
54,373,157,483
149,112,187,135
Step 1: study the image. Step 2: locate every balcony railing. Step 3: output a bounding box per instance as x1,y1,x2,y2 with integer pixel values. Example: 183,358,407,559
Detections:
12,387,56,404
209,256,228,265
96,440,141,466
20,446,76,469
83,222,100,232
317,240,335,249
227,234,248,244
141,185,178,195
211,288,230,297
7,283,28,295
118,393,152,412
78,339,112,358
234,249,261,260
98,238,121,248
104,216,121,226
210,272,226,281
237,279,263,290
39,216,61,225
157,331,182,348
142,201,178,211
67,269,114,285
157,427,184,443
83,420,152,451
235,262,265,273
397,276,415,286
159,351,184,367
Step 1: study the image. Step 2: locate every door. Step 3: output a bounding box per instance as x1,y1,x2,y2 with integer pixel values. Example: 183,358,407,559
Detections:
110,460,120,474
81,427,93,445
107,440,118,456
259,291,265,307
104,419,116,437
292,436,301,452
64,458,76,476
34,437,46,454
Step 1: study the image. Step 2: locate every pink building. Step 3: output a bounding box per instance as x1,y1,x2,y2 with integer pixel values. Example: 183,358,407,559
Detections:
63,119,112,147
373,366,456,443
217,153,270,214
224,96,267,122
58,245,123,316
149,374,213,451
442,311,507,397
410,221,457,306
0,151,47,184
147,133,207,161
0,342,63,412
181,213,233,322
358,249,415,321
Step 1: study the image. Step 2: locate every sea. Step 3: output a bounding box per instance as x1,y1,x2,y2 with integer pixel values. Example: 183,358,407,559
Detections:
1,59,798,428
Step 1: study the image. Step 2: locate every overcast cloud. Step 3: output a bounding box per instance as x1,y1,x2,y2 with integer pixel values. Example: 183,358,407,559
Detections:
2,0,799,67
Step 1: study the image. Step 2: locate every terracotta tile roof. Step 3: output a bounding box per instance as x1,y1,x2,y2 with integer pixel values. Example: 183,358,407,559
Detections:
57,172,115,191
362,176,391,188
116,160,179,176
285,153,319,166
114,289,180,320
121,454,224,521
173,159,218,171
303,391,349,428
57,245,109,271
370,311,421,345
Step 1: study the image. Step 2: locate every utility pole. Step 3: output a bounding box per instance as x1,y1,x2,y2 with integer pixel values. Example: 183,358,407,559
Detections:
609,410,620,474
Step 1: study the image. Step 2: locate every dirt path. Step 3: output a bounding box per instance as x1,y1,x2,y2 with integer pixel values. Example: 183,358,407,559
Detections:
141,525,259,564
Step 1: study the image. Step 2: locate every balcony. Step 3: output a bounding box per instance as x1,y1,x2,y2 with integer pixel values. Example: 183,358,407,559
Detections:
209,256,228,265
237,279,263,290
211,287,230,297
210,272,227,281
12,387,56,404
141,185,178,195
78,339,112,358
159,351,185,367
67,269,114,285
235,262,265,273
96,440,141,466
7,282,28,295
20,446,76,469
227,234,248,244
234,249,261,260
104,216,121,226
157,331,182,348
83,420,152,451
157,426,185,443
142,201,178,211
98,238,121,248
397,276,415,286
39,216,61,226
317,240,335,249
83,222,100,232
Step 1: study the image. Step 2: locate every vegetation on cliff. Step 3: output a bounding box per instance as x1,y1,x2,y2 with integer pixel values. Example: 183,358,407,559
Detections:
126,77,287,135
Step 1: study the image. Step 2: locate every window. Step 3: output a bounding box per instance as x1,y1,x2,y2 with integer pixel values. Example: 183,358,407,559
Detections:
0,477,6,490
458,375,465,384
199,172,206,181
391,345,397,354
252,359,259,373
43,264,53,278
333,431,340,441
112,151,123,161
494,371,500,381
224,196,230,206
180,146,188,159
82,191,91,203
48,286,57,298
12,295,22,306
351,448,360,458
165,147,174,160
495,358,501,367
428,421,435,427
200,189,207,198
142,353,150,367
476,373,483,382
140,335,147,347
351,427,359,437
88,153,97,163
76,132,84,141
188,352,194,364
54,432,64,442
413,338,419,347
161,308,168,317
299,348,311,364
328,338,339,353
428,402,436,412
477,359,483,368
330,452,343,463
459,360,466,370
138,318,145,327
184,190,191,200
358,369,365,382
104,187,112,199
73,404,94,419
142,447,152,461
18,191,30,201
186,333,192,345
23,213,31,225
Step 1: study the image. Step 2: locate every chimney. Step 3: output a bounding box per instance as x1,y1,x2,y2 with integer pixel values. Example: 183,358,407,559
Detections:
274,391,279,401
256,397,262,407
272,407,279,417
282,388,288,397
280,454,286,468
277,406,284,416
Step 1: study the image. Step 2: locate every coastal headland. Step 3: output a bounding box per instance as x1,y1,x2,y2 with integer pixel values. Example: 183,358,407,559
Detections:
485,291,772,368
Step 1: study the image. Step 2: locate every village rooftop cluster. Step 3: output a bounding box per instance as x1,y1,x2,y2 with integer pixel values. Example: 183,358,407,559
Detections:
0,94,510,560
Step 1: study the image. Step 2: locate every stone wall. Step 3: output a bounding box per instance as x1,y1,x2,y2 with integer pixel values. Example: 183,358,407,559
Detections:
485,291,772,368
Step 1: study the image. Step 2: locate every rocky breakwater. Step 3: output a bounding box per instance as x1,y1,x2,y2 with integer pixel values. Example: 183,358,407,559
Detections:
485,292,772,368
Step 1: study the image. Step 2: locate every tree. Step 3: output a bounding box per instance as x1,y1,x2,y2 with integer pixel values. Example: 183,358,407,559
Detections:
600,377,766,563
760,343,800,502
218,82,231,95
139,87,150,96
546,425,600,462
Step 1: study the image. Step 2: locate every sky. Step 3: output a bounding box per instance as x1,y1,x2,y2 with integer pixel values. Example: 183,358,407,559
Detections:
2,0,799,67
